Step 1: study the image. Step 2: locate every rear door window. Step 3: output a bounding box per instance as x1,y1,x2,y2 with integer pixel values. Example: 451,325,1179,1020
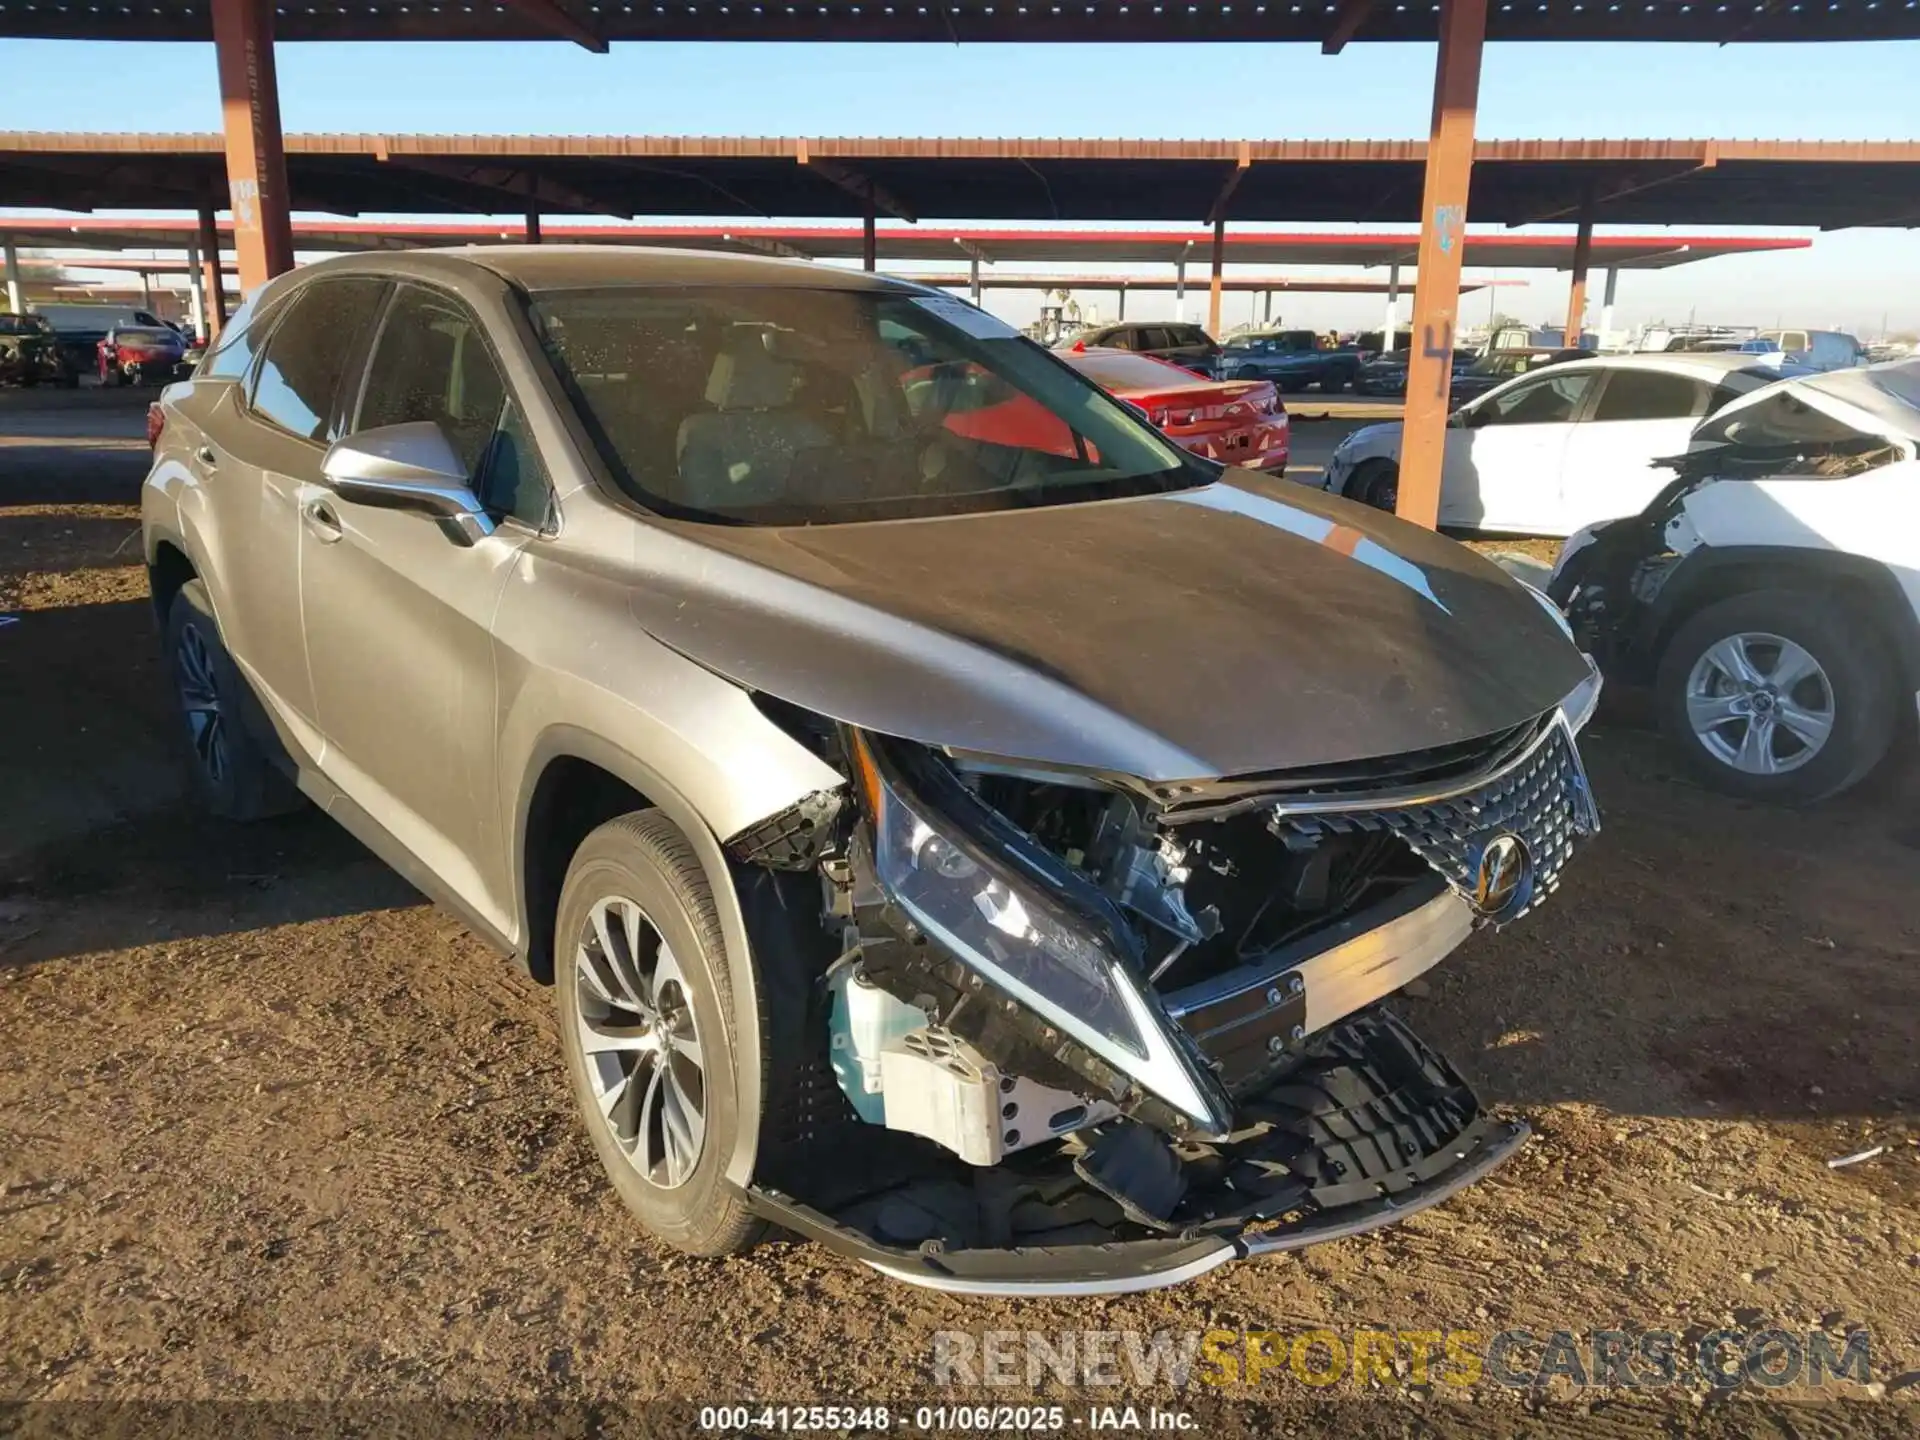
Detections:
1589,369,1707,422
199,297,268,380
248,279,390,443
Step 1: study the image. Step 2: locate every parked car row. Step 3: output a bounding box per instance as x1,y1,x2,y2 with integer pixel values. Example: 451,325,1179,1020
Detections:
3,303,201,387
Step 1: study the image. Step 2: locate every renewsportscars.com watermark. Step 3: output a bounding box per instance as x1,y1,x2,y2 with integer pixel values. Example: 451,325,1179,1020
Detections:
932,1327,1877,1393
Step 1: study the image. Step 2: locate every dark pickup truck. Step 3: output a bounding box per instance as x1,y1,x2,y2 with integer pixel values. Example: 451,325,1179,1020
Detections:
1217,328,1360,392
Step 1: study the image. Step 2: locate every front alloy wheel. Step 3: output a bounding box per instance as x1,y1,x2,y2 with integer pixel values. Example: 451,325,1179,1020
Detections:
1683,631,1834,776
573,895,707,1190
553,810,762,1256
1657,590,1897,805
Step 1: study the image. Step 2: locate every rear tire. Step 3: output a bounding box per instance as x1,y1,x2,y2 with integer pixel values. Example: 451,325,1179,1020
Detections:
1655,590,1896,805
163,580,303,821
554,811,764,1258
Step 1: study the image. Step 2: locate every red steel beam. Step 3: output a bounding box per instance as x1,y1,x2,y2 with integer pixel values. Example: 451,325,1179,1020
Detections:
1565,184,1595,347
196,204,227,333
211,0,294,292
1399,0,1488,530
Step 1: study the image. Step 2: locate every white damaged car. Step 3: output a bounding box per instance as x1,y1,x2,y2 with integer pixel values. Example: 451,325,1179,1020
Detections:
1549,360,1920,804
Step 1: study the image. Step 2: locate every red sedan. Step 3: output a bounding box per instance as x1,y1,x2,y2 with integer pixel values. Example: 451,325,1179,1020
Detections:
1061,345,1290,473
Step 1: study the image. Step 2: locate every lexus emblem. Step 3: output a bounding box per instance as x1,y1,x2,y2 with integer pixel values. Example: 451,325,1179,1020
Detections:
1471,833,1533,921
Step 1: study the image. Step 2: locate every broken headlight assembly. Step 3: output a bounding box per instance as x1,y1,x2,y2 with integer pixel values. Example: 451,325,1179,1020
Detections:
849,731,1232,1135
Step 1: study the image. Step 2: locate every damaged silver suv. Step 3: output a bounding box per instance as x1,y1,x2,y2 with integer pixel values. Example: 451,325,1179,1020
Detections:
141,248,1602,1294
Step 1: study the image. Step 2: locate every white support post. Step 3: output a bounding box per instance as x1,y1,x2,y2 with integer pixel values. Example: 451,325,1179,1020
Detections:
1384,263,1402,345
139,270,153,312
1174,259,1187,323
1598,267,1620,351
969,256,981,305
187,242,208,340
3,240,22,315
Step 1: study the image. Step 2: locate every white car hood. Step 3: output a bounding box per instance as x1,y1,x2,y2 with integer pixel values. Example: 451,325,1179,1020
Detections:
1340,421,1403,453
1691,358,1920,451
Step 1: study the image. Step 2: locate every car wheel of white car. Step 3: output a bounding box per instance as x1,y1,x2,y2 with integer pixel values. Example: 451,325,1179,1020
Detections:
1656,591,1897,805
1349,460,1399,514
554,810,765,1257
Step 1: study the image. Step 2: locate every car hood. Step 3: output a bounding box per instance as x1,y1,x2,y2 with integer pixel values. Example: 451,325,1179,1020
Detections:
1691,357,1920,449
1341,422,1403,454
632,476,1591,783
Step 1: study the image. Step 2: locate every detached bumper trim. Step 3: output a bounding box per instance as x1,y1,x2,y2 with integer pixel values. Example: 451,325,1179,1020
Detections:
1238,1118,1529,1258
856,1119,1529,1298
864,1241,1241,1298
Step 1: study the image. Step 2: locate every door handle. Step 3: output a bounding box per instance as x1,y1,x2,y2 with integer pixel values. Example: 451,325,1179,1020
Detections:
301,498,345,544
194,444,218,469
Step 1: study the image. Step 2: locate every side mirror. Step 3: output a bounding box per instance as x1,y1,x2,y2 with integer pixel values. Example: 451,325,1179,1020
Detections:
320,421,494,546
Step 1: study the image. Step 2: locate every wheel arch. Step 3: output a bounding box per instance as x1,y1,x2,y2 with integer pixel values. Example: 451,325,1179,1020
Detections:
146,536,198,630
512,726,767,1192
1646,546,1920,691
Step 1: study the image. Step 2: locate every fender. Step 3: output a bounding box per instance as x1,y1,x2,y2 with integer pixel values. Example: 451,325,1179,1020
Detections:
513,724,767,1192
1645,545,1920,687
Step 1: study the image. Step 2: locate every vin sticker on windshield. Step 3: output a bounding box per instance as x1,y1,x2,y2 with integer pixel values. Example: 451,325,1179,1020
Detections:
912,295,1023,340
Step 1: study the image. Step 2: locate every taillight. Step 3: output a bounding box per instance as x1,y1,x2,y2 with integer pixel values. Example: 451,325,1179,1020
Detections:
146,403,165,449
1149,408,1171,427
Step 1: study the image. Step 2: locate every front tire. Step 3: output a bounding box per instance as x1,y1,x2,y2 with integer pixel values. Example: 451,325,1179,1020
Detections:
555,811,763,1258
1349,459,1400,513
1655,590,1897,805
164,580,302,821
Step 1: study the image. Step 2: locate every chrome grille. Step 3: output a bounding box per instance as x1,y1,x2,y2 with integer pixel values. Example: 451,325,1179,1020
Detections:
1274,720,1599,926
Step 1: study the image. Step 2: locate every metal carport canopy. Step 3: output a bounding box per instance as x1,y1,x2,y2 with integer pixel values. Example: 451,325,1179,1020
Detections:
3,134,1918,230
2,0,1917,43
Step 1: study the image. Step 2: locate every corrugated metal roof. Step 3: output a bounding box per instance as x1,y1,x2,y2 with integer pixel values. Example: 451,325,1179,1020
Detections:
3,0,1918,44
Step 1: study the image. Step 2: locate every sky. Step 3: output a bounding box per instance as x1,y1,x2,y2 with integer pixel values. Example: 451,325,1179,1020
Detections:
5,36,1919,336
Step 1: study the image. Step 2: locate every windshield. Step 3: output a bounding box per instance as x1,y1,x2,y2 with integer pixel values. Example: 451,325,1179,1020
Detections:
532,286,1202,525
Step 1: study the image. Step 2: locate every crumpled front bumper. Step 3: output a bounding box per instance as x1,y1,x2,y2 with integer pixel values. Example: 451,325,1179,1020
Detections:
752,1005,1527,1297
870,1114,1528,1297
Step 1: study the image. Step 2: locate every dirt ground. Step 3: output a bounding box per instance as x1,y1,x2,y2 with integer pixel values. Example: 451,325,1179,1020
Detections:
2,391,1917,1438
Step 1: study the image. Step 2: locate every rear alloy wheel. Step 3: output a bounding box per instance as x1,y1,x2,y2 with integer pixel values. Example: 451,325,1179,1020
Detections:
1349,459,1400,514
554,811,763,1257
163,580,302,821
1657,590,1896,805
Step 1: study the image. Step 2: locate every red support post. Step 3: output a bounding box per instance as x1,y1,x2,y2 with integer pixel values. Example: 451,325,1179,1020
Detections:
525,210,543,244
1397,0,1488,530
212,0,294,296
1565,185,1595,348
862,194,877,272
197,204,229,335
1207,216,1226,338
